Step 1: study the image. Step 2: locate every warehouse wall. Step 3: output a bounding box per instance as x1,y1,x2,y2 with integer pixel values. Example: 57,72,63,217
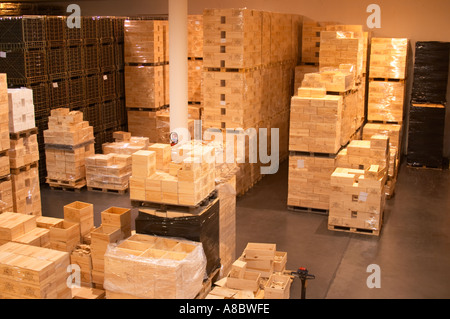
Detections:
54,0,450,156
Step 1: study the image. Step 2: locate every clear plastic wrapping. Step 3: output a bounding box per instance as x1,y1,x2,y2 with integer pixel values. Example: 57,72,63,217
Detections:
104,234,207,299
0,177,13,213
300,64,355,93
85,153,132,190
369,38,408,79
11,164,41,216
367,80,406,123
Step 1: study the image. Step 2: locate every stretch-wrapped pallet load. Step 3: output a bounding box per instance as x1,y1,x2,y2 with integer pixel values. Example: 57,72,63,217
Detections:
104,234,207,299
367,80,406,123
86,153,132,193
411,41,449,105
7,88,36,134
328,165,387,236
369,38,408,80
319,28,365,79
407,41,449,169
0,241,72,299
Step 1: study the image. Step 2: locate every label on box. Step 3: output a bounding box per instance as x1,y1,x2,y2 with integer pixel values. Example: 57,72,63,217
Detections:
358,192,368,202
220,38,227,43
103,75,108,80
53,82,58,88
0,52,6,58
220,101,226,106
297,160,304,168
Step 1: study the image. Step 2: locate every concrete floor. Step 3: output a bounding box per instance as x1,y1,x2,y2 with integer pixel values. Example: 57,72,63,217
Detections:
40,160,450,299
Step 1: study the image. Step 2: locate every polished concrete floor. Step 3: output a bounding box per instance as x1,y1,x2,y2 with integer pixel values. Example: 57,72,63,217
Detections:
40,160,450,299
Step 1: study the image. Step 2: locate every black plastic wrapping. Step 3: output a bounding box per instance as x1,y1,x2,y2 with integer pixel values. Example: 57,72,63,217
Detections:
411,41,450,105
135,198,220,276
407,104,446,168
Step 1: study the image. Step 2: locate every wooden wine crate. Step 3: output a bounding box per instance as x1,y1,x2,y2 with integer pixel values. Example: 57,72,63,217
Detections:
104,234,207,299
328,166,387,236
188,59,203,103
188,15,204,58
0,242,71,299
367,80,406,123
100,207,131,239
49,220,81,252
86,154,132,192
0,74,10,152
0,212,37,244
124,20,167,64
0,176,13,213
63,201,94,241
7,88,36,134
369,38,408,80
319,29,365,78
301,20,337,64
11,164,42,216
264,274,292,299
9,132,39,170
124,64,166,109
203,8,263,69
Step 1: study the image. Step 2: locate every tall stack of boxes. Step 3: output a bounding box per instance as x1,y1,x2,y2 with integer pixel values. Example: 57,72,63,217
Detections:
288,25,367,212
364,37,408,196
44,108,95,191
7,87,41,216
0,74,12,214
202,9,301,195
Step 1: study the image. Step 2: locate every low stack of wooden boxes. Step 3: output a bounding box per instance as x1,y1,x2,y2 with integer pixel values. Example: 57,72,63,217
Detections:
207,243,290,299
7,86,41,216
44,108,95,191
103,233,207,299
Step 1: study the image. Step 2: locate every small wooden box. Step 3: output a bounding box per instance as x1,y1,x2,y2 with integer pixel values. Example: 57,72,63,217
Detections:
227,271,261,293
264,274,291,299
244,243,276,260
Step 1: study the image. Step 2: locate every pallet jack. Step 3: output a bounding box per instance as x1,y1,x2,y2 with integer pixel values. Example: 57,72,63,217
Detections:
291,267,315,299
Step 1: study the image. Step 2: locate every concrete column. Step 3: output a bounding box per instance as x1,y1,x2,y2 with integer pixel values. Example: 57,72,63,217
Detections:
169,0,189,144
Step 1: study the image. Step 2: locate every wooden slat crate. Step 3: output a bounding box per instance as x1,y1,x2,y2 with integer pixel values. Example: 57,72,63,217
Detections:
63,201,94,241
369,38,408,80
9,132,39,170
188,59,203,103
0,241,71,299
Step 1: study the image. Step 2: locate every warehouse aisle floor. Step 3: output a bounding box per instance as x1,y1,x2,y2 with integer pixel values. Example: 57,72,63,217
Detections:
40,159,450,299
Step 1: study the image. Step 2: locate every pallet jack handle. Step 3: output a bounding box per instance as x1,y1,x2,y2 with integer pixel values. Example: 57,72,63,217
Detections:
291,267,315,299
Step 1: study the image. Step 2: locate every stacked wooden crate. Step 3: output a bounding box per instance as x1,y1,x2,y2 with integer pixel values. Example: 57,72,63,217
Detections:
44,108,95,191
207,243,289,299
328,165,387,236
0,74,12,213
130,142,216,207
202,9,301,195
366,37,408,194
102,132,150,155
103,233,207,299
0,241,72,299
124,19,169,142
362,123,403,197
188,14,204,110
0,212,49,247
85,153,132,194
7,87,41,216
90,206,131,288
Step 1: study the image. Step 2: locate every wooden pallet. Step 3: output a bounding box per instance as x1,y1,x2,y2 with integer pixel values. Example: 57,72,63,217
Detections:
328,224,381,236
9,127,38,140
287,205,329,216
87,186,128,195
131,189,218,213
195,266,221,299
10,161,39,175
48,182,86,193
369,77,406,83
47,177,86,193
